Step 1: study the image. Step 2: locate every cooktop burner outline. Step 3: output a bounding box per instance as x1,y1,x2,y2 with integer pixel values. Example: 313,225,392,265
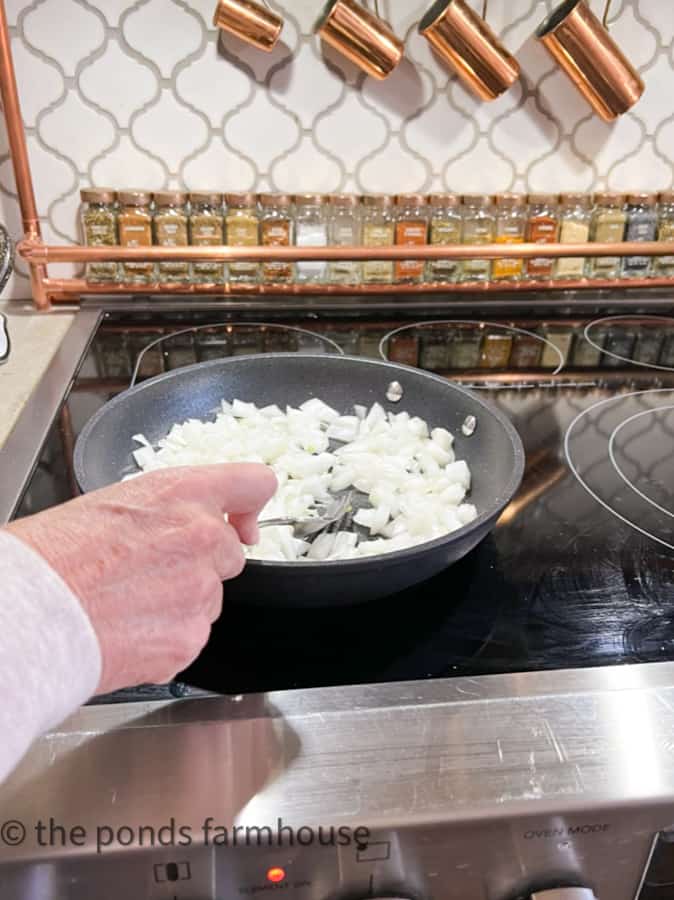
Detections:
379,320,566,386
565,388,674,551
584,314,674,371
609,405,674,520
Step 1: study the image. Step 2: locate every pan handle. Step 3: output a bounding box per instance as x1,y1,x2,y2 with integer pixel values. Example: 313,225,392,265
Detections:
129,322,345,388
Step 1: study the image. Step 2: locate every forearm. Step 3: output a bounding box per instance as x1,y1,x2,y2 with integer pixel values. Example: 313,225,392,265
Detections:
0,530,101,783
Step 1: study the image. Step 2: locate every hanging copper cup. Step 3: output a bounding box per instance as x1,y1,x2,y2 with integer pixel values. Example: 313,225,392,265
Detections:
212,0,283,52
316,0,404,80
418,0,520,101
536,0,644,121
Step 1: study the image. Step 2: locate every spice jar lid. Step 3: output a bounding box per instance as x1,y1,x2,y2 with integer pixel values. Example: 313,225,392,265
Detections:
328,193,360,207
226,192,257,207
259,192,292,207
80,187,116,204
495,192,525,207
559,192,590,206
594,192,626,206
190,191,223,205
527,193,558,205
462,194,494,207
362,194,393,208
659,191,674,204
627,192,656,206
395,193,427,207
294,193,325,205
427,193,460,207
155,190,188,207
118,189,152,206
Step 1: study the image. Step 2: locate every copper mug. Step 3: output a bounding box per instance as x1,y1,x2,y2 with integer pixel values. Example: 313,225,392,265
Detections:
418,0,520,101
536,0,644,121
212,0,283,52
316,0,404,80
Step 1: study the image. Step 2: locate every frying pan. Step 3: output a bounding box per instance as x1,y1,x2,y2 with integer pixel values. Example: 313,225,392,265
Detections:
74,354,525,607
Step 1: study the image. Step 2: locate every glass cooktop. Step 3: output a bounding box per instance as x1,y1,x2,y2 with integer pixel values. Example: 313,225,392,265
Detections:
12,306,674,699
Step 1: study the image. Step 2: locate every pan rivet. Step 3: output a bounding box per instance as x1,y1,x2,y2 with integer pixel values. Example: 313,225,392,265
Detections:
386,380,403,403
461,414,477,436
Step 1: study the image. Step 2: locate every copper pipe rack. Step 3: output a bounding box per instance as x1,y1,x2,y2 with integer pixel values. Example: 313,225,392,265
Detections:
2,0,674,309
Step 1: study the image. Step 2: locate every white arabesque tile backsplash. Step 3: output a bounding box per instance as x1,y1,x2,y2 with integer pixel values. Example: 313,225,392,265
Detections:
0,0,672,297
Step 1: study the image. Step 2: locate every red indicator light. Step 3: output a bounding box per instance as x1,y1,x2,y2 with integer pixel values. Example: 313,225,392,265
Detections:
266,867,286,884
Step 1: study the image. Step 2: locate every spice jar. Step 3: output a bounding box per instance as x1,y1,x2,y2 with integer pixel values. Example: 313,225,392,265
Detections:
479,332,513,368
117,189,154,283
189,192,224,284
492,194,526,281
426,193,462,283
659,334,674,367
362,195,395,284
260,193,294,284
510,331,543,368
225,192,259,284
358,331,383,358
602,327,636,367
448,328,482,368
419,327,451,371
573,327,605,367
655,191,674,278
622,193,658,278
589,192,627,279
388,331,419,366
525,194,559,280
461,195,495,283
80,187,118,283
295,194,328,284
634,328,664,365
153,191,189,283
394,194,428,284
554,193,592,280
327,194,362,285
541,327,574,368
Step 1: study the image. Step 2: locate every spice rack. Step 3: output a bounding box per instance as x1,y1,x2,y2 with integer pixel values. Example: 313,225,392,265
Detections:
2,2,674,311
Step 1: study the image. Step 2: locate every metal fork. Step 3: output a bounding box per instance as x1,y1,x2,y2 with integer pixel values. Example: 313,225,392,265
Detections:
259,491,353,539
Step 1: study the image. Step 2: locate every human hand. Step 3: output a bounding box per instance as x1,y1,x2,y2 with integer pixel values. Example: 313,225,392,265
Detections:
7,464,276,694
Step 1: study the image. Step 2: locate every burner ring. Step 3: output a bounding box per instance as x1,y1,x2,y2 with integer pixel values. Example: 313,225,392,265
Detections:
584,314,674,372
564,388,674,552
608,404,674,520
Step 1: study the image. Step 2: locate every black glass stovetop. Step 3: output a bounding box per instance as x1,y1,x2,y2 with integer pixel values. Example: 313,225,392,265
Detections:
12,308,674,700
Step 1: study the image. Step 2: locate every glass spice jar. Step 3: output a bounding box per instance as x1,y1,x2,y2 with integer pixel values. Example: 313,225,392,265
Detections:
327,194,362,285
554,193,592,280
388,331,419,367
358,331,384,358
589,192,627,279
448,328,482,369
541,327,574,368
510,331,543,368
659,333,674,367
189,192,224,284
634,328,664,365
80,187,118,283
602,327,636,367
260,193,294,284
492,194,526,282
622,193,658,278
394,194,428,284
419,327,451,371
295,193,328,284
426,193,462,283
461,195,495,283
225,192,259,284
362,195,395,284
479,333,513,368
117,189,154,283
525,193,559,280
572,327,606,367
655,191,674,278
154,191,189,283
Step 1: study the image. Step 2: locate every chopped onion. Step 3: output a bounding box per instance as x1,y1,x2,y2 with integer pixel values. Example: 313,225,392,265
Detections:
130,397,478,561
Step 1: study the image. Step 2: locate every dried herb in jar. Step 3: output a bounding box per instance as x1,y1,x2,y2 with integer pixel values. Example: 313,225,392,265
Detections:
81,187,118,283
118,190,154,283
154,191,189,283
190,192,225,283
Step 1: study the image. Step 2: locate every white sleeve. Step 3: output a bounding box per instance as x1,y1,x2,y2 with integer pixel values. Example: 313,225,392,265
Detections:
0,530,102,782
